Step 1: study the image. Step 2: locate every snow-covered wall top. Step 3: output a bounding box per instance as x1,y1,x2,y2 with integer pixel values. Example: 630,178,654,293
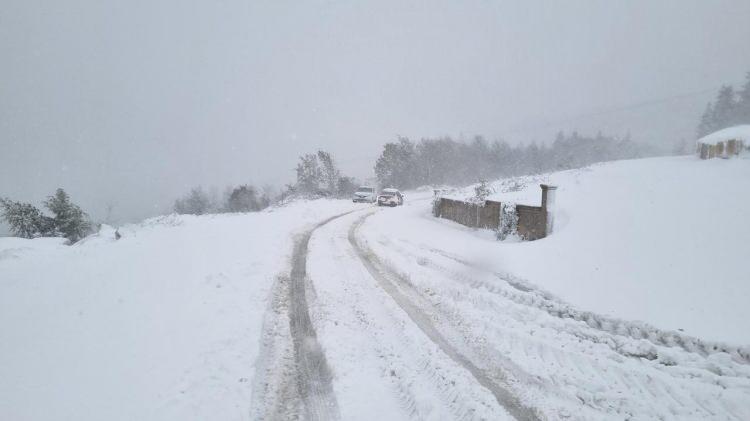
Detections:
697,125,750,145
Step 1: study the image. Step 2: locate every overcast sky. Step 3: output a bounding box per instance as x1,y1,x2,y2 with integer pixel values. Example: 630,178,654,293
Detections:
2,0,750,224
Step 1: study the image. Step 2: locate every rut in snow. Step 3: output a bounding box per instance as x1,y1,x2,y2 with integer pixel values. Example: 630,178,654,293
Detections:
348,213,541,421
364,229,750,419
407,241,750,365
285,212,370,421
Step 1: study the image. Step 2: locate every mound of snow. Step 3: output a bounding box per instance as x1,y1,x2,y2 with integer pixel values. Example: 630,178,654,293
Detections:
400,156,750,345
697,124,750,145
0,199,360,421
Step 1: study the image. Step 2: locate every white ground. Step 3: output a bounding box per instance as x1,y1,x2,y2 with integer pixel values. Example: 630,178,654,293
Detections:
439,155,750,345
0,200,358,421
1,155,749,420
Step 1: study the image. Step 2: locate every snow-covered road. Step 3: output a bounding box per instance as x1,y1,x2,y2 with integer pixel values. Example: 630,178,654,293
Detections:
254,199,750,420
3,157,749,420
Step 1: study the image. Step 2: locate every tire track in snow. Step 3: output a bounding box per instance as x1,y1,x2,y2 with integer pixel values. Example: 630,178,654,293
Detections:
363,229,750,419
309,214,509,420
252,210,358,421
286,211,365,421
349,213,541,421
419,244,750,364
250,275,300,420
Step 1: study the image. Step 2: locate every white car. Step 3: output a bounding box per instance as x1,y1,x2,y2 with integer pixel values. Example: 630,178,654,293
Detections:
377,188,404,207
352,186,376,203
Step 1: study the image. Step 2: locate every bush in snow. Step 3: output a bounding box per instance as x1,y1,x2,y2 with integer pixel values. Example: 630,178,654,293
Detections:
174,187,214,215
0,198,55,238
473,179,492,202
224,185,261,213
1,189,92,243
496,202,518,241
337,176,358,197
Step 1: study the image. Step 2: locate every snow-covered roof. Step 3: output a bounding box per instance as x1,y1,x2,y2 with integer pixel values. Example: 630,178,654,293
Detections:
697,125,750,145
382,188,399,193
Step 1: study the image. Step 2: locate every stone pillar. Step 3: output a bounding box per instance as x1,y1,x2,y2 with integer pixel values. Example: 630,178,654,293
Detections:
700,143,709,159
541,184,557,236
727,139,737,156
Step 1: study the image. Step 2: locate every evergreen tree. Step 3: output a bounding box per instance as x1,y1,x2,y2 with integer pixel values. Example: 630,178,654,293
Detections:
43,189,92,243
735,71,750,124
712,85,737,130
0,198,55,238
697,102,716,138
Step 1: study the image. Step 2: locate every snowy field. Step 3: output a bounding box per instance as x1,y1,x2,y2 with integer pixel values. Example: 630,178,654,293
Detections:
432,155,750,345
2,155,750,420
0,200,359,421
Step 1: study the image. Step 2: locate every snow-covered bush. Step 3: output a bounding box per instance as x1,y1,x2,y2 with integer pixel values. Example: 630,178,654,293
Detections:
473,179,492,202
496,202,518,240
1,189,92,243
224,185,262,213
174,187,214,215
0,198,55,238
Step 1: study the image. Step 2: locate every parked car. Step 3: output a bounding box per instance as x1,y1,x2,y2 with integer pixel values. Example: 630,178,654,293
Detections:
377,188,404,207
352,186,376,203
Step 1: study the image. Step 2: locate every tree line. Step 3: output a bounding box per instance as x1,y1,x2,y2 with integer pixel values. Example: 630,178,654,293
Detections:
172,149,359,215
172,184,274,215
697,71,750,138
374,132,649,190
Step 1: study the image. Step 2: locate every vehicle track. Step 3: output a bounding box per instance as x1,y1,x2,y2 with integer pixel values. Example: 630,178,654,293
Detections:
252,211,357,421
358,220,750,419
307,211,511,420
348,213,542,421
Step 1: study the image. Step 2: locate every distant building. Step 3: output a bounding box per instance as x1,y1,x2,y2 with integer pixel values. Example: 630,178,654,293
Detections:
696,125,749,159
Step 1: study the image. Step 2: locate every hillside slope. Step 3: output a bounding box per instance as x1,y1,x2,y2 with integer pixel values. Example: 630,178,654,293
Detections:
421,155,750,344
0,200,358,421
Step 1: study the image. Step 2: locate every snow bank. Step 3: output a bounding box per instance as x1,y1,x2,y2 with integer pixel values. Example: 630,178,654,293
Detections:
0,199,359,421
697,124,750,145
378,156,750,345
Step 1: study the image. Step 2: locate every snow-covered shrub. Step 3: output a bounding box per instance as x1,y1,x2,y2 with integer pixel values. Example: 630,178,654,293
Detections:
225,185,262,213
0,198,55,238
496,202,518,240
44,188,93,243
174,187,214,215
473,179,492,202
1,189,92,243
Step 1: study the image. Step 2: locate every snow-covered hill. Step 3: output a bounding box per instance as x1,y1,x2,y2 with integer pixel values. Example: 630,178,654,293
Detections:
422,155,750,344
0,200,358,421
1,155,749,420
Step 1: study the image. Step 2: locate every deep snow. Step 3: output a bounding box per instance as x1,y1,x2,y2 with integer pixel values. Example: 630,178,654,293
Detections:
697,124,750,145
431,155,750,345
0,200,359,421
1,155,749,420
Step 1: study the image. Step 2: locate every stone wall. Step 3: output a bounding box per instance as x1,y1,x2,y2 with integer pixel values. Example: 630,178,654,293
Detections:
432,198,501,230
433,184,557,241
698,139,744,159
